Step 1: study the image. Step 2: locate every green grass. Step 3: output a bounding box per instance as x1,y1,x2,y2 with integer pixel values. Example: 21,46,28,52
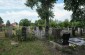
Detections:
0,38,54,55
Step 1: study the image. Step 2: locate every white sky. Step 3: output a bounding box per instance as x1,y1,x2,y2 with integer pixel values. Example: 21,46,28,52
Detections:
0,0,72,24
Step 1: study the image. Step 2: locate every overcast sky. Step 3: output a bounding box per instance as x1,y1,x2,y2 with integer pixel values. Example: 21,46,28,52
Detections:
0,0,72,24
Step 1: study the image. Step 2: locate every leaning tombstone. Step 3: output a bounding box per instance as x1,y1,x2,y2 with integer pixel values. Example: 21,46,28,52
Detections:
22,26,27,41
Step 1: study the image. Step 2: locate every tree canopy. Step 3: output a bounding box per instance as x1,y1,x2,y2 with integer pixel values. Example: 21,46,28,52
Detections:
0,17,3,24
25,0,57,38
6,20,10,27
19,19,31,26
64,0,85,22
35,19,57,28
35,19,45,27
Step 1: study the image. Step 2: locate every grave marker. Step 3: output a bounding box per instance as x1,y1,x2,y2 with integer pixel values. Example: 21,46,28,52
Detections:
52,28,62,42
22,26,27,41
6,26,13,37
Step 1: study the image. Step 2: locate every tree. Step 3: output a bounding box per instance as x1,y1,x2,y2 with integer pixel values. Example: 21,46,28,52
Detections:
0,17,3,31
25,0,57,38
64,0,85,36
35,19,57,28
15,22,18,25
63,19,70,28
6,20,10,27
0,17,3,24
35,19,45,27
64,0,85,24
50,19,57,28
57,19,70,28
19,19,31,26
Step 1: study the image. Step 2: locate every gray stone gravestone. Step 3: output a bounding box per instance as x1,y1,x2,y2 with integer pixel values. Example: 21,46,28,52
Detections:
6,26,13,37
52,28,62,42
49,28,52,35
34,27,45,39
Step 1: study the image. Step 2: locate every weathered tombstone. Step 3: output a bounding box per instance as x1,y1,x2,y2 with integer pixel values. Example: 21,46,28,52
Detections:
49,28,52,35
34,27,45,39
6,26,12,38
22,26,27,41
82,28,85,35
78,28,83,36
52,28,62,42
78,28,81,36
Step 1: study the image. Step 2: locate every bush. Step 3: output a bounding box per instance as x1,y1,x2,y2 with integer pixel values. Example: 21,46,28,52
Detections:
27,33,37,41
16,29,22,41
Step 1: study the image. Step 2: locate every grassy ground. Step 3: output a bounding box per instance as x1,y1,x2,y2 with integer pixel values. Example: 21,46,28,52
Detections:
0,38,59,55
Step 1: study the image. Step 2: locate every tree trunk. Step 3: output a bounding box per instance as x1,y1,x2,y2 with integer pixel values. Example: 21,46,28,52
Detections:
45,17,49,39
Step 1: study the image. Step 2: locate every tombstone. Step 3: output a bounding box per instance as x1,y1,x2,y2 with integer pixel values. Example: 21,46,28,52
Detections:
72,27,76,37
78,28,81,35
6,26,12,37
34,26,36,30
49,28,52,35
22,26,27,41
34,27,39,37
62,33,70,45
39,26,43,31
52,28,62,42
80,28,83,36
34,27,45,39
83,28,85,32
27,26,31,33
78,28,83,36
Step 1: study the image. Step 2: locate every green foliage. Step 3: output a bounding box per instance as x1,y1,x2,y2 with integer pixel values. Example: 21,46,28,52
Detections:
35,19,57,28
0,39,54,55
35,19,45,27
6,20,10,27
50,19,57,28
71,21,85,28
58,19,70,28
25,0,56,19
0,40,4,48
30,23,35,26
19,19,31,26
64,0,85,25
16,29,22,41
0,17,3,24
63,19,70,27
25,0,57,38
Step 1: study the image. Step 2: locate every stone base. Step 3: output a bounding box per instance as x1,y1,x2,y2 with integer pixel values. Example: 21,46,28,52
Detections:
50,41,69,50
